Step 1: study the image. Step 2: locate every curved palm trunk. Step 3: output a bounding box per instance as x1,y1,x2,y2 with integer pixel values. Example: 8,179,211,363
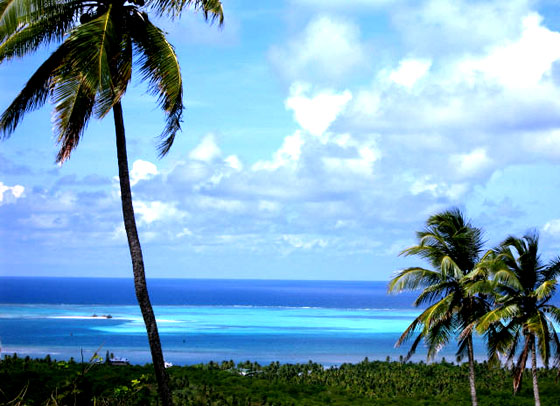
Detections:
467,334,478,406
113,102,173,406
531,336,541,406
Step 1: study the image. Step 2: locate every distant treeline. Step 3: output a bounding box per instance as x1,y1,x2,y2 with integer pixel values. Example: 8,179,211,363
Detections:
1,354,559,405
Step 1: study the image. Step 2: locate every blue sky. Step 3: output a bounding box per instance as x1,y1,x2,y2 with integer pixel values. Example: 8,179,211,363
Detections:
2,0,560,280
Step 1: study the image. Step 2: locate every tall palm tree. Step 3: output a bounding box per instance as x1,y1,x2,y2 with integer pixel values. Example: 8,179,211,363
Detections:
388,208,487,406
476,232,560,406
0,0,223,404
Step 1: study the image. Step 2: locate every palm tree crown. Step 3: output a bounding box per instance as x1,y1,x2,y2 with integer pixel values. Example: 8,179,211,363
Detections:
476,232,560,404
389,209,486,356
389,208,487,406
0,0,223,159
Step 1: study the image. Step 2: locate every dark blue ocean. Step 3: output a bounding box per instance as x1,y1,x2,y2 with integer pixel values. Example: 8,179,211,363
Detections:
0,278,482,365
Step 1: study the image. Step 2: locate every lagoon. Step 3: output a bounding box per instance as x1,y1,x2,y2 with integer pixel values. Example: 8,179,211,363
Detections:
0,278,486,365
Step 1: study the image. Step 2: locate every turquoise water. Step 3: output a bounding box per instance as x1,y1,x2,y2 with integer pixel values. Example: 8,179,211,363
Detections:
0,303,486,365
0,278,488,365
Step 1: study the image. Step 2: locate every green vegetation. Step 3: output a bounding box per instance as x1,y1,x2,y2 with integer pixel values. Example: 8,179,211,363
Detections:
2,355,560,405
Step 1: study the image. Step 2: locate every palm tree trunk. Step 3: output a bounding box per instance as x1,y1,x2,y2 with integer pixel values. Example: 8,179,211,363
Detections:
467,334,478,406
531,335,541,406
113,102,173,406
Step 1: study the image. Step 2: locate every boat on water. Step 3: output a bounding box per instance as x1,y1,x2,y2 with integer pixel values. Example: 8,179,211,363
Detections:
108,357,130,366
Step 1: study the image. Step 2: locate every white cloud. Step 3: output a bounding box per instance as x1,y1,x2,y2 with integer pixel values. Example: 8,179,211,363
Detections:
130,160,158,186
176,227,193,238
285,83,352,136
393,0,532,54
388,58,432,88
409,176,468,201
269,16,367,82
134,200,187,225
450,148,493,178
0,181,24,205
457,13,560,89
291,0,394,8
189,134,222,163
252,130,305,171
224,155,243,171
543,219,560,237
281,234,328,250
196,196,246,213
523,130,560,160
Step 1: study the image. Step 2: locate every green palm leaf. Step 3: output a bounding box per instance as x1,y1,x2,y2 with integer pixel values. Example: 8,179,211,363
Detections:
0,43,67,136
129,11,182,156
0,0,80,61
387,267,441,293
149,0,223,22
52,72,95,162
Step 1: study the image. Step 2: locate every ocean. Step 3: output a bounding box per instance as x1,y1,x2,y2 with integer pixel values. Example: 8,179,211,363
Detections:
0,277,485,366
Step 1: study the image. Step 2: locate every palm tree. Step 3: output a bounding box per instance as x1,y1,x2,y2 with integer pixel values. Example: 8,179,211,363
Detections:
0,0,223,404
476,232,560,406
388,208,487,406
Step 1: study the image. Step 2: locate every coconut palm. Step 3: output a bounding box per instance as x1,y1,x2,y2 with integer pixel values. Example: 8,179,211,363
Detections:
0,0,223,404
388,208,487,406
476,232,560,406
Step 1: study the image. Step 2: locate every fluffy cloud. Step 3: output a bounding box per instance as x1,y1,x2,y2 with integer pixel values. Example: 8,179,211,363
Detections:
269,16,367,82
134,200,188,225
450,148,493,179
6,0,560,278
189,134,222,163
130,160,158,186
347,8,560,178
456,14,560,89
543,219,560,237
290,0,394,8
393,0,532,55
388,59,432,89
0,181,24,205
285,83,352,136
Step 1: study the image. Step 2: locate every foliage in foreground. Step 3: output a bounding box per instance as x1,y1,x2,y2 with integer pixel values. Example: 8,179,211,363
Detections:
1,355,560,405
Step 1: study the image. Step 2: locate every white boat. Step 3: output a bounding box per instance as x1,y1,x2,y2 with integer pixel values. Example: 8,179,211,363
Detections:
108,357,130,366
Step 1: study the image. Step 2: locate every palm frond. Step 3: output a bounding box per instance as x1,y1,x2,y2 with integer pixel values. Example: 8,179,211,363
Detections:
505,328,521,367
463,279,496,297
94,31,133,118
387,267,441,293
543,257,560,281
0,0,80,61
542,305,560,324
492,269,523,292
476,304,519,333
395,317,422,348
533,279,556,302
0,43,67,137
425,314,454,360
548,323,560,369
148,0,223,23
52,72,95,162
403,332,424,362
440,255,463,280
413,282,454,307
484,323,514,363
129,11,182,156
526,312,551,368
64,6,117,111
